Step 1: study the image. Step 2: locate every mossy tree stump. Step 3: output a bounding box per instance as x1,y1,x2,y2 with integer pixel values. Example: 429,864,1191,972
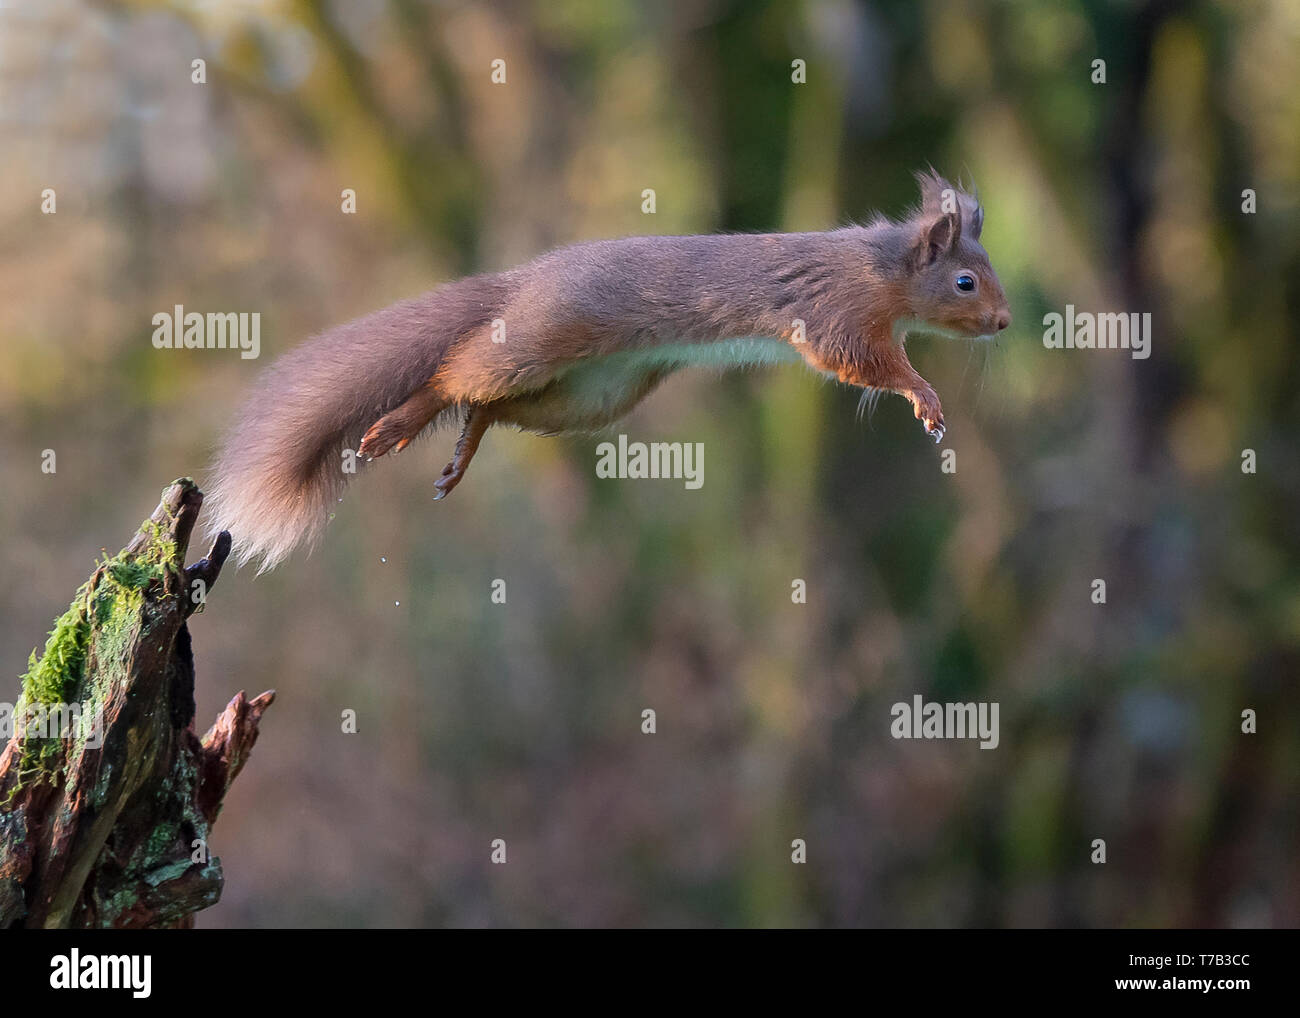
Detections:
0,478,273,928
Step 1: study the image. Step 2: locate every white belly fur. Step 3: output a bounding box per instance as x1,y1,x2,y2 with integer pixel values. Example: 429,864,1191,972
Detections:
555,336,805,400
500,336,812,434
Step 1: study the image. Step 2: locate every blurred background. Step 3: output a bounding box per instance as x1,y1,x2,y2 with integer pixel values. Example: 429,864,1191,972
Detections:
2,0,1297,927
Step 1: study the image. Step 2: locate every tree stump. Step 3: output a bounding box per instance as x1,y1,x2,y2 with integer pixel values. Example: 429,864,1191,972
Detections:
0,478,273,928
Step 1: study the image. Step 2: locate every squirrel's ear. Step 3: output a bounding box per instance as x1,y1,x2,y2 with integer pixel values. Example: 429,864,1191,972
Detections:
912,211,961,270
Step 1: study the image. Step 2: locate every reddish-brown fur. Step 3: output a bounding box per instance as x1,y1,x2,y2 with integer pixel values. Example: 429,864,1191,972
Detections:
207,170,1010,570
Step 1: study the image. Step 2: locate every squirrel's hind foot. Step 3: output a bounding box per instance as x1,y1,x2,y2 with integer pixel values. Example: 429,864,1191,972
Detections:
360,384,451,459
432,406,494,501
359,416,413,459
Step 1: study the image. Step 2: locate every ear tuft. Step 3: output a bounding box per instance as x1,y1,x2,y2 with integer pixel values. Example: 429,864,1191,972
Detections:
914,166,983,240
914,167,953,214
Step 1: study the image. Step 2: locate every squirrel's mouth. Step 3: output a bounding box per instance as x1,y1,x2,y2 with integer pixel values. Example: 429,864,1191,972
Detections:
946,316,1000,341
952,324,995,342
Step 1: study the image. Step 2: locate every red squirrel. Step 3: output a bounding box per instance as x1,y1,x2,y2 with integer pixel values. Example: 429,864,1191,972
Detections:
208,170,1011,570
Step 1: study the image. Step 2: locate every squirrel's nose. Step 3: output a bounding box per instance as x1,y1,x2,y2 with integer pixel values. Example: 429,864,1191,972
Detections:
995,310,1012,332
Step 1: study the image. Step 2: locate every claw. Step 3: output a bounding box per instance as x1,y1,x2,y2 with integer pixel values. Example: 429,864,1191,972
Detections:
433,469,459,500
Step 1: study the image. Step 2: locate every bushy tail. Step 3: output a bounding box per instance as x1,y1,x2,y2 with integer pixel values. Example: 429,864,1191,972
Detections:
205,275,502,571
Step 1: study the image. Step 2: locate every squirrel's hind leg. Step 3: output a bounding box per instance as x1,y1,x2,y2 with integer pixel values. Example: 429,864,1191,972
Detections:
360,381,451,459
433,405,494,500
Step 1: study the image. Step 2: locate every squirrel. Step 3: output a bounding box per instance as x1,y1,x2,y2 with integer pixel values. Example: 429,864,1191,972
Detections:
207,169,1011,571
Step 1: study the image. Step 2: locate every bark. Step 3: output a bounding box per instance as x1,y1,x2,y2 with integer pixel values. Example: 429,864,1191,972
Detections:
0,478,273,928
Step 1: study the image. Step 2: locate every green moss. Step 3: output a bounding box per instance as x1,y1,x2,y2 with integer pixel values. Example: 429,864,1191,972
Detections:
18,550,171,710
19,591,92,708
10,523,182,793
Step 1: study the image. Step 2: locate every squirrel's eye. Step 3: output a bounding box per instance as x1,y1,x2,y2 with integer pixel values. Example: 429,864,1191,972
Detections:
955,273,976,293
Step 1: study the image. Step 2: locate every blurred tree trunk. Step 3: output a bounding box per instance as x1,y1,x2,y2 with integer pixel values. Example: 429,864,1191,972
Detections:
0,479,273,929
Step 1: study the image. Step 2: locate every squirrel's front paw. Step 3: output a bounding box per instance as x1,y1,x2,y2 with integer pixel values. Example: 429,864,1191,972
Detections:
912,390,945,443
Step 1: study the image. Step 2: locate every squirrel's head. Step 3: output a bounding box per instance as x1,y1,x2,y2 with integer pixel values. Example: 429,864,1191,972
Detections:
899,169,1011,340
